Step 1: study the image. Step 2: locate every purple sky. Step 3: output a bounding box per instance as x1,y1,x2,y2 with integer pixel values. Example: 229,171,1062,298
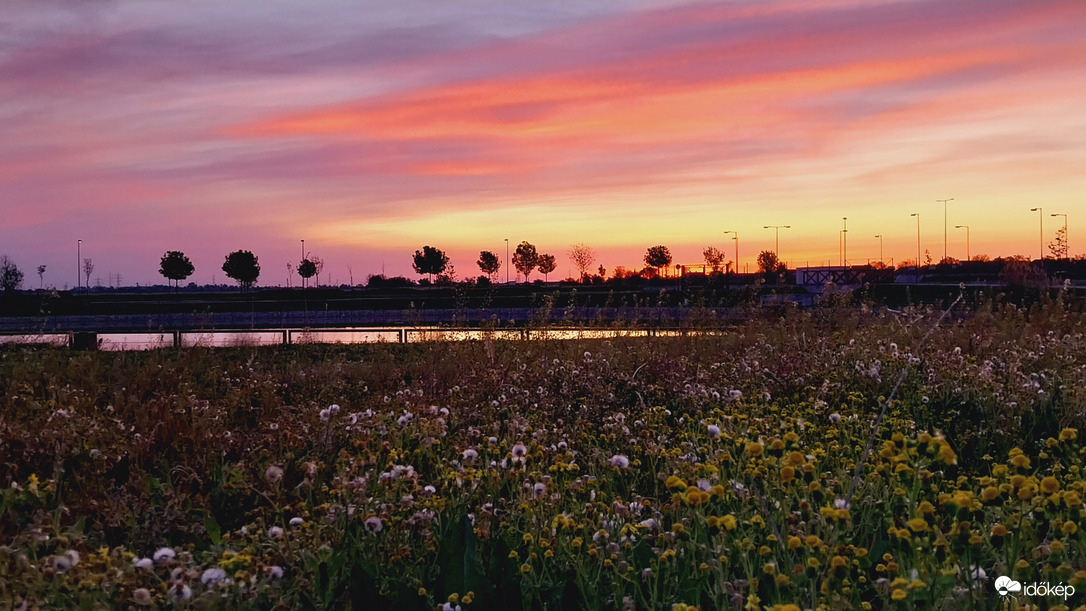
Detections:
2,0,1084,287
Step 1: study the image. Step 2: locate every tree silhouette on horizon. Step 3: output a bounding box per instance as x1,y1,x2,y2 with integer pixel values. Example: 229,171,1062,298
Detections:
159,251,195,292
412,245,449,283
222,250,260,291
513,241,539,283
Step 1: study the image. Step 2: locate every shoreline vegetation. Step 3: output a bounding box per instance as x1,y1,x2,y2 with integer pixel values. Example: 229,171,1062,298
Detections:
1,294,1083,609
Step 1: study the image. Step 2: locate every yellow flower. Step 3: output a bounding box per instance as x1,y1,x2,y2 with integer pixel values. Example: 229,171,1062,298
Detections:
780,466,795,482
1059,428,1078,442
665,475,687,491
747,442,764,457
787,536,801,550
907,518,929,533
1062,521,1078,535
787,451,805,466
520,563,532,574
991,524,1009,537
721,515,738,531
1041,477,1060,494
936,442,957,465
917,501,935,515
891,589,907,601
1011,454,1031,469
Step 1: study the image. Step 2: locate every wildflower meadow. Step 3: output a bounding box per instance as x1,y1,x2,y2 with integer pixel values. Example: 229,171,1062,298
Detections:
1,295,1084,610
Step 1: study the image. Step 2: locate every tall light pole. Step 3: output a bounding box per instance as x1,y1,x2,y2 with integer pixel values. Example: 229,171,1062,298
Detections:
763,225,790,259
875,234,883,264
937,197,953,263
723,231,738,273
842,217,848,266
955,225,970,262
504,238,509,283
1030,208,1043,261
77,239,82,290
1051,213,1068,259
910,213,921,280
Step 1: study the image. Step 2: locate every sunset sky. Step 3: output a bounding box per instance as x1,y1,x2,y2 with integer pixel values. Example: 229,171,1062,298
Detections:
2,0,1084,288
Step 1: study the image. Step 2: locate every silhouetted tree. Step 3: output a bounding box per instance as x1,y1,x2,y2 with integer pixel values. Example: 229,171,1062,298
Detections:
0,256,23,292
537,254,557,281
1049,226,1068,260
83,258,94,288
644,245,672,276
298,259,317,288
513,241,539,282
568,243,595,281
222,250,260,291
312,256,325,287
703,246,725,272
36,265,46,289
757,250,786,274
159,251,195,292
477,250,501,280
412,246,449,283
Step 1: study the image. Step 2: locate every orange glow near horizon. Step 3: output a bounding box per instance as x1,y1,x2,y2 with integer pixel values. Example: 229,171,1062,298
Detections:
1,0,1083,285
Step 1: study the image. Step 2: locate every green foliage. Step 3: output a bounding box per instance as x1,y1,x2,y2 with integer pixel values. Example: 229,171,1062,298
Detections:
0,297,1083,609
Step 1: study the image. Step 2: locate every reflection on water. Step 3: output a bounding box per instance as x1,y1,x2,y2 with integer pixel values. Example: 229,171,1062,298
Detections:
0,334,68,347
2,327,703,351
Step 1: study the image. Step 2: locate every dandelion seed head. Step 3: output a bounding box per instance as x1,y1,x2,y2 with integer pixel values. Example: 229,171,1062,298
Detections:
153,547,176,563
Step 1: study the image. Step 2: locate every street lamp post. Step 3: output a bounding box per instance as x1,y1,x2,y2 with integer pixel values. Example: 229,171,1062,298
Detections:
938,198,954,263
504,238,509,283
1030,208,1043,260
77,239,82,290
723,231,738,273
910,213,921,281
875,234,883,264
955,225,970,262
763,225,790,259
842,217,848,266
1051,213,1068,259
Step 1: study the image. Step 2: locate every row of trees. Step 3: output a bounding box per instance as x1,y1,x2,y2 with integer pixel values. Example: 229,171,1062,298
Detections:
5,233,1075,293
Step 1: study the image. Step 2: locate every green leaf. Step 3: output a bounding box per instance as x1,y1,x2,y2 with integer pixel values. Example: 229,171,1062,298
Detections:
204,514,221,545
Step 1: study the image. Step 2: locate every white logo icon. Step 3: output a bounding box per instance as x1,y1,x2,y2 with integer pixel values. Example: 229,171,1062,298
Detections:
995,576,1022,596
